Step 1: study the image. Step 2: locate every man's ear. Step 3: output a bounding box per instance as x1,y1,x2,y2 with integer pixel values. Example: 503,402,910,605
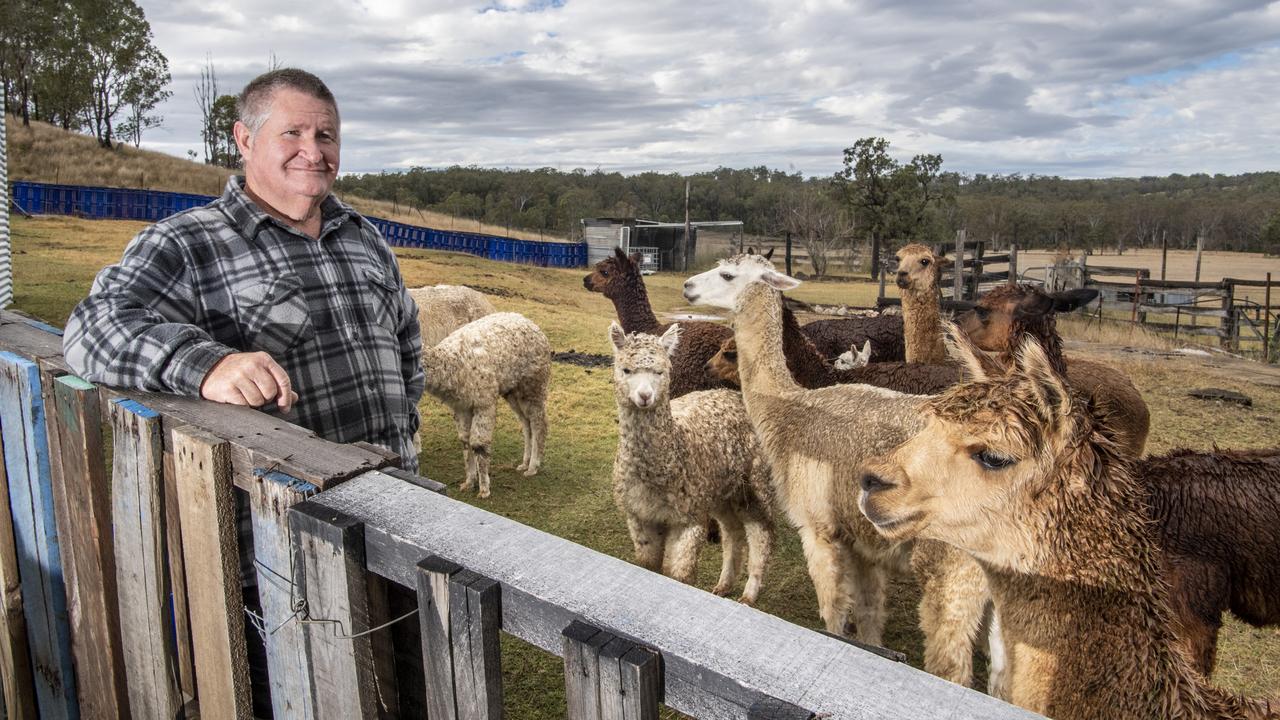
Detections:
233,120,253,158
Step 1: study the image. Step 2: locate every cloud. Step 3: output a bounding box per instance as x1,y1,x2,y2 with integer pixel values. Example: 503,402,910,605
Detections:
136,0,1280,178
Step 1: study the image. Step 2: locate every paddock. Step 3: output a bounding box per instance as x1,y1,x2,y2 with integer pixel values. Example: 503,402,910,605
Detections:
0,309,1037,719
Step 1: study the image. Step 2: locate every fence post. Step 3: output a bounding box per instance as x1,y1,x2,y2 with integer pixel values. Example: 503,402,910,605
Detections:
1008,244,1018,285
1220,281,1236,351
953,230,964,300
0,351,78,719
1264,273,1272,363
173,426,252,720
289,501,382,719
969,241,984,298
110,397,182,719
1130,271,1142,324
44,373,128,719
562,620,661,720
416,556,505,720
0,418,37,720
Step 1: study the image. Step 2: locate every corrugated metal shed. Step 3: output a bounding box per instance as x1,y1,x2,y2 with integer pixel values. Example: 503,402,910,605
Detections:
1,97,11,309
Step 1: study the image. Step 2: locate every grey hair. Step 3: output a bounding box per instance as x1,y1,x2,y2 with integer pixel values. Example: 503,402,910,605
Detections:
236,68,340,137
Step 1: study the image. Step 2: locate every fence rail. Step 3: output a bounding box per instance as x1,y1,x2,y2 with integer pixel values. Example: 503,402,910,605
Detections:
0,308,1038,719
8,180,589,268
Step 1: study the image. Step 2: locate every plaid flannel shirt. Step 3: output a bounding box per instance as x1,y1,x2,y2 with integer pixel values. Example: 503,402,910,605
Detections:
63,176,424,472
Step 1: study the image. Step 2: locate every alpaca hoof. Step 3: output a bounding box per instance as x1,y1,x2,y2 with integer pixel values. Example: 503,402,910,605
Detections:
522,465,539,477
738,595,757,607
516,461,528,472
478,488,491,499
459,481,474,492
711,583,732,597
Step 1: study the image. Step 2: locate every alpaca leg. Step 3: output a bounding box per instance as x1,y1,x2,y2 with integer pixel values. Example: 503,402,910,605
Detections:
710,513,746,598
453,409,476,492
918,547,990,687
625,516,667,572
986,608,1010,700
503,393,533,472
797,525,852,635
522,389,548,477
468,407,497,498
738,509,774,607
845,551,889,646
663,523,707,585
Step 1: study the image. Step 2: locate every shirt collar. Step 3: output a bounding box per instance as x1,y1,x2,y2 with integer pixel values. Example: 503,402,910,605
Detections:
222,176,357,240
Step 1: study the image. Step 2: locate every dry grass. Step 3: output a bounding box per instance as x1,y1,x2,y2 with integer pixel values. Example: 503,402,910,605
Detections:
6,118,562,242
10,215,1280,713
1058,315,1180,351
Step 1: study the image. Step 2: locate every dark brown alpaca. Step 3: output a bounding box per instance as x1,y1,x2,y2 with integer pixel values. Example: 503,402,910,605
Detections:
706,306,958,395
859,332,1279,720
1144,447,1280,673
584,247,733,398
793,315,906,362
956,283,1151,455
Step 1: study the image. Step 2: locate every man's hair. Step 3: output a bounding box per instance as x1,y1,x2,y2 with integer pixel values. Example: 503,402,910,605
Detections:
237,68,339,137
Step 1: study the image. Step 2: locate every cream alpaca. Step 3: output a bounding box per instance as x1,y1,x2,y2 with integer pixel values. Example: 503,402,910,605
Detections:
408,284,497,348
609,323,775,604
684,258,925,643
422,312,550,498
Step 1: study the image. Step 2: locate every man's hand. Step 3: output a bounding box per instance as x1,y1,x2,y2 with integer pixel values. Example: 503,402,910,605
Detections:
200,352,299,412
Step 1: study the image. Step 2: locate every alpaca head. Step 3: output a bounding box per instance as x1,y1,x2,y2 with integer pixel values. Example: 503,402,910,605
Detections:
682,253,800,310
957,284,1098,355
834,340,873,371
859,326,1086,572
894,243,948,293
705,338,741,387
609,322,681,409
584,247,643,298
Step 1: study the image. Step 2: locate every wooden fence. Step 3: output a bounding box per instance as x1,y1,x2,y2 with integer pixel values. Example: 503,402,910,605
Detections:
0,308,1038,719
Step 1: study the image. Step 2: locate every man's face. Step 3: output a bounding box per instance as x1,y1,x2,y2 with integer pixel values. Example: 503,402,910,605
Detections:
238,87,340,205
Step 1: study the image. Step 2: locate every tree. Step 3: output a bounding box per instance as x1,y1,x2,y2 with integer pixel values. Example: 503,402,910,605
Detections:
209,94,239,167
31,9,94,131
1262,212,1280,257
195,54,219,163
835,138,897,278
80,0,170,148
117,46,171,146
0,0,57,125
775,183,853,277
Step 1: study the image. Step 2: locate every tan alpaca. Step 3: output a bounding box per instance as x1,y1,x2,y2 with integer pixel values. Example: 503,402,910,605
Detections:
408,284,497,348
859,332,1279,720
609,323,775,604
894,243,950,364
684,260,925,643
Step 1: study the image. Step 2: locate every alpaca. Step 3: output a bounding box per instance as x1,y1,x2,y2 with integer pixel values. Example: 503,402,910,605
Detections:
408,284,497,347
609,323,775,604
833,341,872,370
956,283,1150,454
584,247,733,397
684,258,926,644
795,316,905,362
421,312,550,498
858,332,1280,720
894,243,950,364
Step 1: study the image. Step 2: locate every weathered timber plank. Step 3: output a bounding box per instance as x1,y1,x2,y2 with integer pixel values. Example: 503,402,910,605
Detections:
288,501,380,720
747,697,816,719
563,620,607,720
173,426,251,720
162,446,197,706
450,571,503,720
249,470,317,720
417,556,462,720
314,471,1042,719
0,314,70,372
0,428,37,720
618,647,661,720
0,351,78,719
597,636,632,720
110,397,181,719
43,372,129,719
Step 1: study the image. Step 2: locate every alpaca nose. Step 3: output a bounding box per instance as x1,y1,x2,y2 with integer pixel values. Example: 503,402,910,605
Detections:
860,472,896,493
637,390,653,406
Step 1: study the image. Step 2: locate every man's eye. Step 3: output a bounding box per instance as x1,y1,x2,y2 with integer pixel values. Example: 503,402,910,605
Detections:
972,449,1016,470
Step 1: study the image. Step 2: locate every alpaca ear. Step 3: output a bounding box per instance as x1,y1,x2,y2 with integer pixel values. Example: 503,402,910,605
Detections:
1013,335,1072,419
1014,291,1055,321
1050,288,1099,313
659,323,682,356
608,322,627,351
613,246,628,262
763,247,775,260
760,269,801,291
628,252,642,267
943,321,991,382
856,340,872,366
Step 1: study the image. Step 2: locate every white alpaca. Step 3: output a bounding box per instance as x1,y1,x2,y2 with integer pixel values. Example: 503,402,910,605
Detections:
422,312,550,498
610,323,775,605
833,340,872,371
409,284,497,348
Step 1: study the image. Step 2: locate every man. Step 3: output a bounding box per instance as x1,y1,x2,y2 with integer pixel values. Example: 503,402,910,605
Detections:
63,68,424,471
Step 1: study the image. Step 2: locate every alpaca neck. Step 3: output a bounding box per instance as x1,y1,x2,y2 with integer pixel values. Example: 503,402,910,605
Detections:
734,286,801,400
610,275,662,334
781,307,833,388
614,393,677,484
420,349,460,399
901,285,947,364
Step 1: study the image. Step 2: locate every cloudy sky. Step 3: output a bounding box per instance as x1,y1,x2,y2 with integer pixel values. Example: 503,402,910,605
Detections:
135,0,1280,179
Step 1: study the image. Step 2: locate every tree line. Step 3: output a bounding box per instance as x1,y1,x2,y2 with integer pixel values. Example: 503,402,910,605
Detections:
0,0,171,148
335,141,1280,273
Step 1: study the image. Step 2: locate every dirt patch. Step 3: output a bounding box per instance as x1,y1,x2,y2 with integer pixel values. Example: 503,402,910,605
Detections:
553,350,611,368
465,284,520,299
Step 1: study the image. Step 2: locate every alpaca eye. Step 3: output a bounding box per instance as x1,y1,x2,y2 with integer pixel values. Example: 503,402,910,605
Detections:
921,259,930,267
724,352,737,360
621,367,632,375
972,449,1016,470
720,272,735,281
601,270,610,277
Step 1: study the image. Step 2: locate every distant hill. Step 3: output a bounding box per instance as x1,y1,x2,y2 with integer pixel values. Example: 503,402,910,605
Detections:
4,118,563,242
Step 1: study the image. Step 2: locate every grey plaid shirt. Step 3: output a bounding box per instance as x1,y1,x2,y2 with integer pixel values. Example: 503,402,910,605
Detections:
64,177,424,472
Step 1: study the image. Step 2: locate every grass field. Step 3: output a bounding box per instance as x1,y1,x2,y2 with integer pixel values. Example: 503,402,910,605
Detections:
9,215,1279,715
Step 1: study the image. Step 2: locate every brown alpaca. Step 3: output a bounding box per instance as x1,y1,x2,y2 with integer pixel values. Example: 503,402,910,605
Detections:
859,333,1279,720
584,247,733,397
894,243,950,365
793,315,906,363
956,283,1150,454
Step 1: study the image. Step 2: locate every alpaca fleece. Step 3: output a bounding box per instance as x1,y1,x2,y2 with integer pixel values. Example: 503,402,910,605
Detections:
611,328,774,604
408,284,497,347
799,315,905,362
422,312,550,498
